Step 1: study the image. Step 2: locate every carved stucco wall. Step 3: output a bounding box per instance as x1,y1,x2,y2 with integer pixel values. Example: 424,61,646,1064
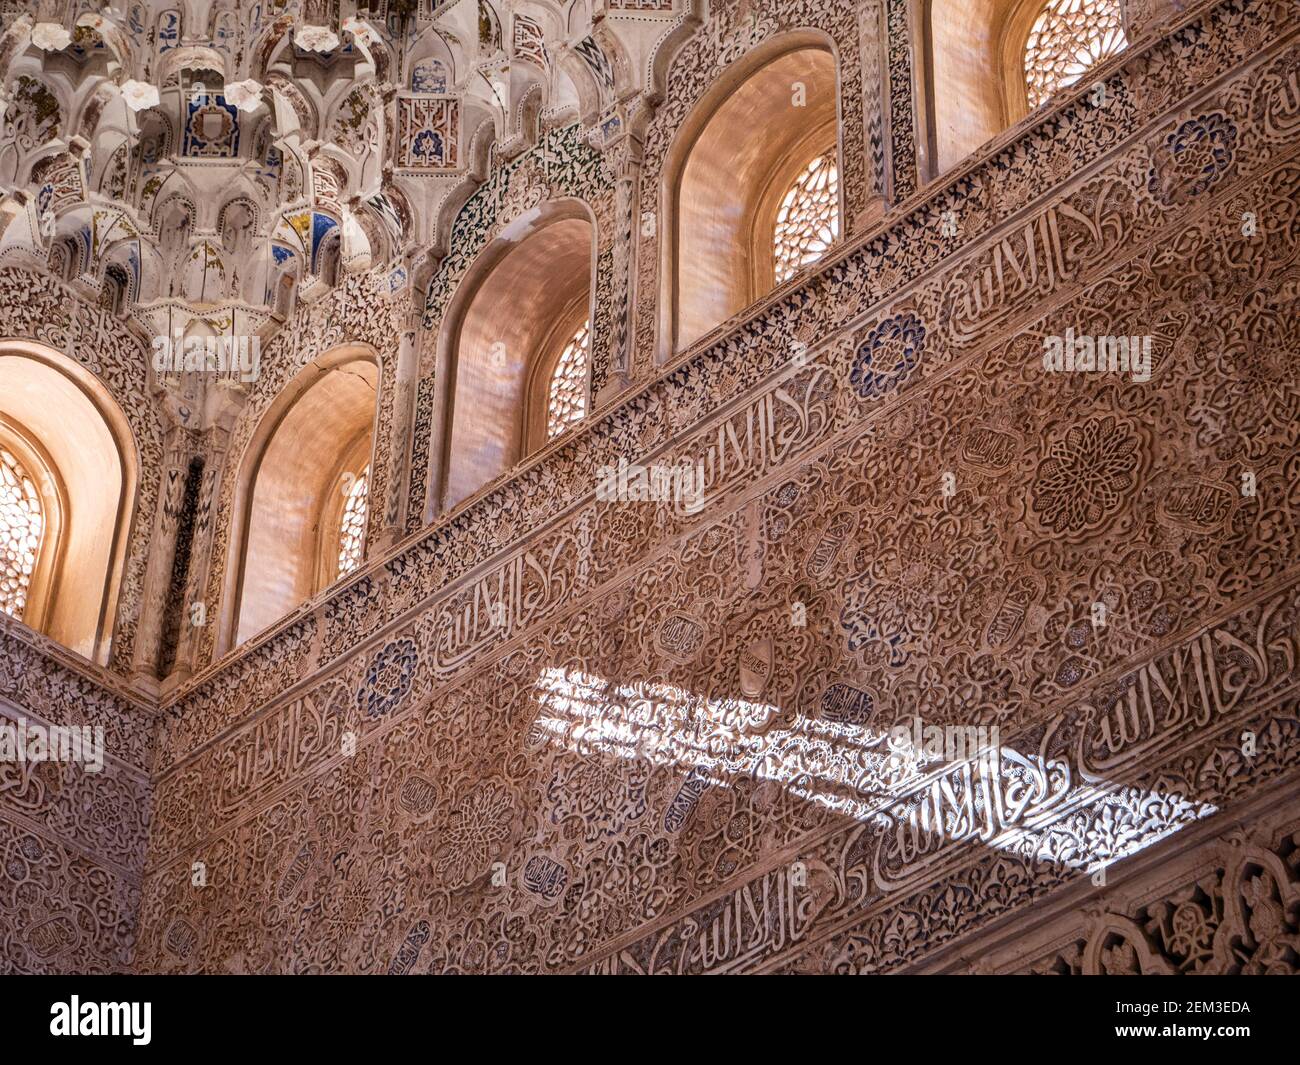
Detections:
0,0,1298,974
123,0,1300,973
0,620,155,972
923,781,1300,975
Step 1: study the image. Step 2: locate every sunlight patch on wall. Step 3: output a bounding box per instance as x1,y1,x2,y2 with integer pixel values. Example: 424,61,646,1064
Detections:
529,666,1218,887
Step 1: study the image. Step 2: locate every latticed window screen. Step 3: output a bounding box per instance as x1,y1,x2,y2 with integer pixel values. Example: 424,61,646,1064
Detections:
773,153,840,285
0,447,43,620
547,319,589,439
337,465,369,578
1023,0,1128,109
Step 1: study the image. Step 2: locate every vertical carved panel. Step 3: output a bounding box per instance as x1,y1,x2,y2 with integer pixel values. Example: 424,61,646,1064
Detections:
159,456,204,677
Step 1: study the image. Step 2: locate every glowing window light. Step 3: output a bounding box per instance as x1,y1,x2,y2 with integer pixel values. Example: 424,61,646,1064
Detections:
337,465,369,578
1024,0,1127,109
0,447,43,620
547,318,589,439
773,153,839,284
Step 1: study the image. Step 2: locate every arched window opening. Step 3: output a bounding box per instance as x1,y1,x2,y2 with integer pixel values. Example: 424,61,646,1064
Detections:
0,447,43,620
0,346,134,664
547,319,590,440
922,0,1130,179
337,464,369,578
667,40,840,353
1023,0,1127,109
439,204,594,511
229,351,379,649
773,153,840,285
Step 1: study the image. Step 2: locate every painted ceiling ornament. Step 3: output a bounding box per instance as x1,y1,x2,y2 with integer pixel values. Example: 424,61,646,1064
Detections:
388,0,418,18
478,0,502,52
295,25,340,54
31,22,73,51
120,78,159,111
224,79,264,113
341,16,378,45
341,16,378,65
75,13,109,34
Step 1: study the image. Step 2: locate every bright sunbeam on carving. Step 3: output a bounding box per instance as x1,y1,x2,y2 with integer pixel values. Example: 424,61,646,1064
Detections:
530,666,1219,888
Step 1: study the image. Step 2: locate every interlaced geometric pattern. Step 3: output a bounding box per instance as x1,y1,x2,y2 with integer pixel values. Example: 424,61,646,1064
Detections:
547,319,589,439
0,447,43,619
773,153,840,284
1023,0,1128,109
337,465,369,579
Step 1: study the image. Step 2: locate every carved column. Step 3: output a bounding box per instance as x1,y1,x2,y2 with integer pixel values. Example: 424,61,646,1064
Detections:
161,388,244,688
882,0,921,202
595,124,642,404
420,310,457,527
129,410,202,687
377,322,419,551
856,0,891,227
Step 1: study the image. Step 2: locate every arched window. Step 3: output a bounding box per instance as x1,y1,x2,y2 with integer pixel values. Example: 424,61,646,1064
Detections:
666,39,840,353
773,153,840,285
922,0,1130,179
1023,0,1127,109
227,349,379,649
337,465,369,578
547,319,589,439
0,345,135,663
0,447,43,620
438,202,594,510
